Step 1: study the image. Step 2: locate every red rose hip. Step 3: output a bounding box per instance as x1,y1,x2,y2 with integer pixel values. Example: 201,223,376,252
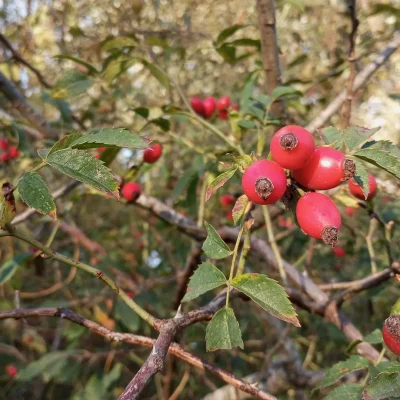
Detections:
5,365,18,379
333,247,346,257
202,97,216,119
0,138,8,150
190,97,204,116
271,125,315,170
296,192,342,247
383,315,400,355
348,175,377,201
1,153,9,162
220,194,235,207
293,147,355,190
121,182,141,202
218,109,228,120
242,160,287,205
143,144,162,163
217,96,230,111
8,146,19,159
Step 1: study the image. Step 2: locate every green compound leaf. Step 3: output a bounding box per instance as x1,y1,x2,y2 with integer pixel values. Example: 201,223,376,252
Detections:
319,126,343,149
363,372,400,399
202,222,232,260
315,355,369,390
46,149,119,198
343,125,380,152
70,128,149,150
205,168,237,202
206,307,243,351
231,273,300,327
48,132,83,156
323,384,363,400
18,173,56,219
182,262,227,302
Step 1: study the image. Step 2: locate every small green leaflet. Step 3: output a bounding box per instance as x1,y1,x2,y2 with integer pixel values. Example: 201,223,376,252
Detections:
237,120,257,130
205,168,237,202
48,132,83,156
18,173,56,219
51,70,93,99
202,222,232,259
323,384,363,400
0,253,31,285
115,299,140,332
353,159,370,199
141,59,170,89
363,329,383,344
232,194,249,225
343,126,380,152
206,307,243,351
315,355,369,390
391,298,400,315
215,24,245,47
354,140,400,180
102,36,138,51
252,94,271,107
46,149,119,198
53,55,98,75
271,86,302,102
231,273,300,327
70,128,149,150
319,126,343,149
182,262,227,302
363,372,400,399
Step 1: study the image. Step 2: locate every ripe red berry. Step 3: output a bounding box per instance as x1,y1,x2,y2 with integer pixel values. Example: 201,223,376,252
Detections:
5,365,18,379
121,182,141,202
333,247,346,257
202,97,216,119
1,153,9,162
270,125,315,170
220,194,235,207
345,207,356,216
348,175,377,201
242,160,287,205
218,109,228,120
0,138,8,150
231,103,239,111
296,192,342,247
226,211,233,221
217,96,231,111
143,144,162,163
98,147,106,153
190,97,204,116
293,147,355,190
8,146,19,159
383,315,400,355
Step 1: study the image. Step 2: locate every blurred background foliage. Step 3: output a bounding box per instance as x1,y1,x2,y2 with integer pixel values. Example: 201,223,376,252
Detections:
0,0,399,399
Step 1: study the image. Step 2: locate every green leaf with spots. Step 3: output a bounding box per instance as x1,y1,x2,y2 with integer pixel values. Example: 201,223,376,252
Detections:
46,149,119,198
315,355,369,389
202,222,232,260
343,126,380,152
0,253,31,285
206,307,243,351
18,173,56,219
48,132,83,156
363,372,400,399
205,168,237,202
232,194,250,225
353,159,370,199
323,384,363,400
182,262,227,302
70,128,149,150
319,126,343,149
231,273,300,326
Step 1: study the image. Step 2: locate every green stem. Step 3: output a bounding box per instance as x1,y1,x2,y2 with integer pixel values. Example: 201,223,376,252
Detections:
262,205,287,285
197,172,208,228
3,225,156,326
366,218,378,275
236,227,251,277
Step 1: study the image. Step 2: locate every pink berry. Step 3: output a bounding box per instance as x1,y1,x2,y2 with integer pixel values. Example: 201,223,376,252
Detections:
143,144,162,164
121,182,141,202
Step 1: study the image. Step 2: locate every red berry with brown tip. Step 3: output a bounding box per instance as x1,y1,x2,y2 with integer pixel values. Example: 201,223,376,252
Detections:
217,96,231,111
5,365,18,379
333,247,346,257
220,194,235,207
143,144,162,163
348,175,377,201
242,160,287,205
0,138,8,150
121,182,141,202
383,315,400,355
293,147,355,190
296,192,342,247
1,153,9,162
271,125,315,170
190,97,204,116
8,146,19,159
202,97,216,119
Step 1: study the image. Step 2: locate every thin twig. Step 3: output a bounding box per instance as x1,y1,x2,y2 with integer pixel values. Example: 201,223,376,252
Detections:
366,218,378,275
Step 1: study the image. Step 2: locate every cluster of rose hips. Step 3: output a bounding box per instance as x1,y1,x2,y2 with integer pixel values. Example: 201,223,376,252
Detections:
121,144,163,202
190,96,238,120
0,137,20,164
241,125,377,247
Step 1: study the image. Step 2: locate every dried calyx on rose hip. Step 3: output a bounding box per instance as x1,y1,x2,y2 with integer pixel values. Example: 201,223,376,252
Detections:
242,160,287,205
271,125,315,170
293,147,356,190
143,144,163,164
348,174,377,201
121,182,141,202
296,192,342,247
383,315,400,355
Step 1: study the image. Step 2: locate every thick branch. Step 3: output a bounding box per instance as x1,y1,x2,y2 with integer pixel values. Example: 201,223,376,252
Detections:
306,31,400,132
